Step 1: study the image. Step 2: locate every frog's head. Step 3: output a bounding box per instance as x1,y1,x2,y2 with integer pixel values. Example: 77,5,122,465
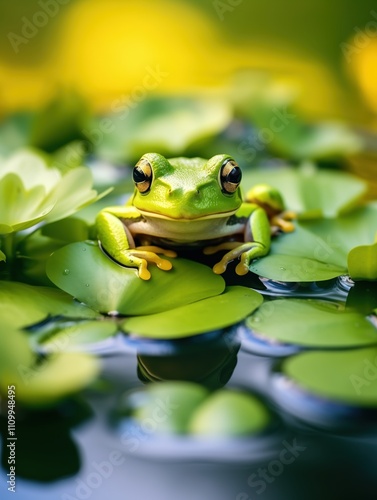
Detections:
131,153,243,219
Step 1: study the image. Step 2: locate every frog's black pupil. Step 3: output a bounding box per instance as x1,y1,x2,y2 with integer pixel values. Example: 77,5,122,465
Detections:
133,167,147,183
227,167,242,184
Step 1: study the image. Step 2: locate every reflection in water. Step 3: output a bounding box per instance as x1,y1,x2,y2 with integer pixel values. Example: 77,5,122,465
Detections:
0,398,92,482
136,334,240,390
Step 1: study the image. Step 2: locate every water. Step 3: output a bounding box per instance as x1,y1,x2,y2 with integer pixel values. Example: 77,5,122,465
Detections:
1,276,377,500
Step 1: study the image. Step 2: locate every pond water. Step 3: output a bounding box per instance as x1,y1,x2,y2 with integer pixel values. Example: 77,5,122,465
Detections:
1,273,377,500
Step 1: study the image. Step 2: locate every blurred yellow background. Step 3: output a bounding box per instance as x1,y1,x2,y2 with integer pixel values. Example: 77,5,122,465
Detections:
0,0,377,123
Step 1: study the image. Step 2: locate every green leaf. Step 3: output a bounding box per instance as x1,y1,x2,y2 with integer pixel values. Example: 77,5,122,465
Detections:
188,390,271,437
46,241,225,315
94,96,232,163
242,164,366,219
0,249,5,261
8,352,100,407
121,286,263,338
0,281,98,329
348,242,377,281
249,224,347,282
130,382,209,435
33,320,117,352
301,205,377,281
0,324,99,407
247,299,377,347
283,347,377,406
241,80,363,160
0,149,109,233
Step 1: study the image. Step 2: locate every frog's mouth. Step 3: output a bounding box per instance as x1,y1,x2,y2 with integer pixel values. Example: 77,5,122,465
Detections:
138,208,238,221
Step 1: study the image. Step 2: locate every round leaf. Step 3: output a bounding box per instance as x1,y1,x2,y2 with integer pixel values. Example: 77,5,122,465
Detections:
129,382,209,435
283,348,377,407
121,286,263,338
243,165,366,218
11,352,100,407
34,320,117,352
249,224,347,282
0,281,99,329
46,241,225,315
246,299,377,347
189,390,271,437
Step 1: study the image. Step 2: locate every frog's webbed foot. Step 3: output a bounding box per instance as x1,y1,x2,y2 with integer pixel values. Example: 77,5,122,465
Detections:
206,242,268,276
271,210,296,233
114,246,177,280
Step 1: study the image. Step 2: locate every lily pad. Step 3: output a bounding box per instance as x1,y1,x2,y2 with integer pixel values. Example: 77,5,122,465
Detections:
188,390,271,437
9,352,100,407
282,347,377,406
94,96,232,163
46,241,225,315
0,325,100,407
246,299,377,347
121,286,263,338
129,382,209,435
33,320,117,352
348,242,377,281
0,281,99,329
242,164,366,219
249,224,347,282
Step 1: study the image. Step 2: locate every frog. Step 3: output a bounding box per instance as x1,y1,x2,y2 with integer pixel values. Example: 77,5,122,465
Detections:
96,153,295,280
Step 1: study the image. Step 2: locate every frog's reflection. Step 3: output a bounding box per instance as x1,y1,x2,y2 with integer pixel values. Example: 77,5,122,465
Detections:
136,336,240,390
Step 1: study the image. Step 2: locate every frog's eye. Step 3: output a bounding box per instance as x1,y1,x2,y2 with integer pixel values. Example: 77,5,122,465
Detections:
220,159,242,194
133,158,152,193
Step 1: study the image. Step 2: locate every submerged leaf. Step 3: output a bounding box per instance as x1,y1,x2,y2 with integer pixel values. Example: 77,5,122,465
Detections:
46,241,225,315
121,286,263,338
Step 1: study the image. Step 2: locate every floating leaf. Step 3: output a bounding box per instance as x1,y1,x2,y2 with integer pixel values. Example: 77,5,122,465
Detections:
282,347,377,406
129,382,209,435
121,286,263,338
242,164,366,219
0,250,5,261
33,320,117,352
0,281,98,329
46,241,225,315
8,352,100,407
348,242,377,281
189,390,271,437
246,299,377,347
94,96,232,163
0,324,99,407
249,224,347,282
301,205,377,281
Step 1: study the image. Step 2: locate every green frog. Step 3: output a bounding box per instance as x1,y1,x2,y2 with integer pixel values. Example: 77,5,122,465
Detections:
96,153,294,280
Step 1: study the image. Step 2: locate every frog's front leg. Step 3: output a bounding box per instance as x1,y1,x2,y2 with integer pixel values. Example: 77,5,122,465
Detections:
245,184,296,233
204,204,271,276
96,206,176,280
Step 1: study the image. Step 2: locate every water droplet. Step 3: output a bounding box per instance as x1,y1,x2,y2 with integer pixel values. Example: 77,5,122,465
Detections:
82,247,86,252
85,283,90,287
63,269,70,275
280,267,286,271
253,316,260,322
